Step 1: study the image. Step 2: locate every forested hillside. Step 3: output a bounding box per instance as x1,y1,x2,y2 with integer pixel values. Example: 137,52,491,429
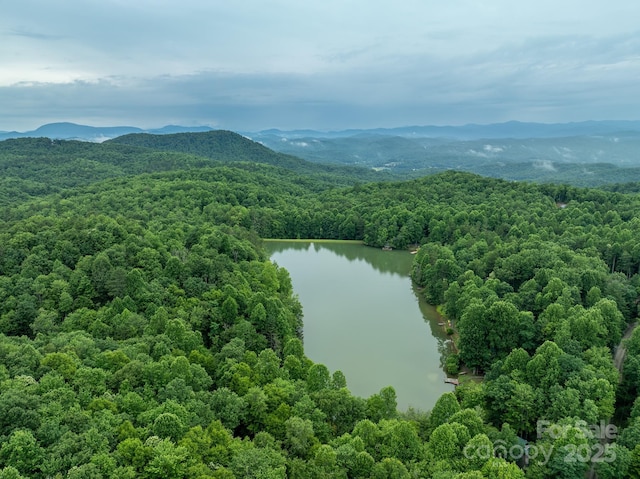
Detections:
107,131,392,185
253,130,640,186
0,134,639,478
0,134,388,207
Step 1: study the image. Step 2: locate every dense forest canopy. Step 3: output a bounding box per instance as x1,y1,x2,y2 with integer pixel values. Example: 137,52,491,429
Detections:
0,131,639,478
0,134,392,208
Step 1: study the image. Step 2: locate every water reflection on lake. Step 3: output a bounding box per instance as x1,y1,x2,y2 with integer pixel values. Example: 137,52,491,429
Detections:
264,240,454,411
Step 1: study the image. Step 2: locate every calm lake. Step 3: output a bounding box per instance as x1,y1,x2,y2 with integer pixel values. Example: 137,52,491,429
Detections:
264,240,454,411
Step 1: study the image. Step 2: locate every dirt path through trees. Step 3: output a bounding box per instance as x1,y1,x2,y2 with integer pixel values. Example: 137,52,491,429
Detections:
614,322,637,376
588,322,637,479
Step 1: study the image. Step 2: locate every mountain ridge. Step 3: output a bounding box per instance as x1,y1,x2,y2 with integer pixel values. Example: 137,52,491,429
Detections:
0,122,214,142
247,120,640,140
105,129,392,183
4,119,640,143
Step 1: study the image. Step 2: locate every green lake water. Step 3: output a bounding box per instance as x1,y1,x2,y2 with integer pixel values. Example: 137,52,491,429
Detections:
264,240,454,411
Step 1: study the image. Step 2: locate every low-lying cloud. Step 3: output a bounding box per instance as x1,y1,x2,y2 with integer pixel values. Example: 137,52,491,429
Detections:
533,160,557,171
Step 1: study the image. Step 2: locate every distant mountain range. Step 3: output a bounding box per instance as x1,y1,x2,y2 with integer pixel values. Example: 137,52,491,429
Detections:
246,120,640,140
3,120,640,143
0,122,213,142
3,123,640,188
5,120,640,187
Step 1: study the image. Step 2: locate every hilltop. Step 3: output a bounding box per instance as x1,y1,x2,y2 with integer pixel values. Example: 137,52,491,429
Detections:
105,130,392,182
0,131,389,207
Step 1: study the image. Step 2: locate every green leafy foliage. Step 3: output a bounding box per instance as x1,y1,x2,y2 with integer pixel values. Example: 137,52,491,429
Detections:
0,132,639,476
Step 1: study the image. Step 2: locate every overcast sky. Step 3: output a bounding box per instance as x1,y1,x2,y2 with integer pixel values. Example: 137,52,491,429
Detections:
2,1,640,131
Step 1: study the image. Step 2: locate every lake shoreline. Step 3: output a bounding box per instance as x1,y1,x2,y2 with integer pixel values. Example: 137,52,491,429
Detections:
265,240,453,410
263,238,365,244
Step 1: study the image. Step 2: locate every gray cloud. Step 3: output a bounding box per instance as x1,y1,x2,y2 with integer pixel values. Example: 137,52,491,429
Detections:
1,1,640,130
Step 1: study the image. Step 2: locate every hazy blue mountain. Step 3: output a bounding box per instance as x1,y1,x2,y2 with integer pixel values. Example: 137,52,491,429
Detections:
394,120,640,139
247,120,640,140
146,125,214,134
0,122,142,141
249,128,640,186
4,120,640,143
0,122,213,142
254,131,640,169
